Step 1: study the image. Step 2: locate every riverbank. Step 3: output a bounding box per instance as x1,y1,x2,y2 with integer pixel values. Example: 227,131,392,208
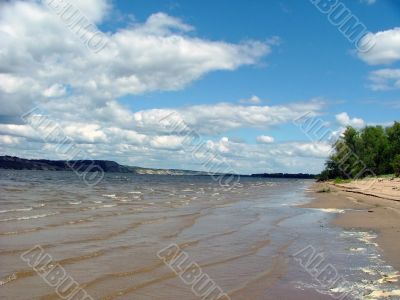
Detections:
302,179,400,275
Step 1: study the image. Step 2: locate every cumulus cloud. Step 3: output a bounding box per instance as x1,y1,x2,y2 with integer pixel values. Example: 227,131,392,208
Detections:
149,135,186,150
0,135,21,145
42,84,67,98
0,98,327,173
0,0,272,120
133,100,324,135
368,68,400,90
358,28,400,65
256,135,274,144
335,112,365,128
239,95,262,104
1,99,323,142
0,0,332,174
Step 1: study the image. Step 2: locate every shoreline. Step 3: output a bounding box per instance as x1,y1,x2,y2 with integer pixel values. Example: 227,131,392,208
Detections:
301,181,400,277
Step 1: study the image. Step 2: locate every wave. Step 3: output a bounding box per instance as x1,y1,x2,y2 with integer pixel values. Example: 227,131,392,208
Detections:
0,212,59,222
68,201,82,205
0,207,33,214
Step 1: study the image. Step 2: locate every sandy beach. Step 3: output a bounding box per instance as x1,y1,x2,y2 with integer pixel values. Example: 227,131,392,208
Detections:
302,178,400,291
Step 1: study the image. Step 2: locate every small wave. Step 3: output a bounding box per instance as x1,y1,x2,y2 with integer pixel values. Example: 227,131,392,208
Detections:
0,207,33,214
102,194,117,198
349,247,366,252
366,289,400,299
0,273,17,286
88,204,117,210
0,212,59,222
315,208,345,213
128,191,142,194
68,201,82,205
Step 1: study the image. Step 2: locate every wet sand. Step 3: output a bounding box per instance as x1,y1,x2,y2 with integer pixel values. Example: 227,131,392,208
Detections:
302,180,400,289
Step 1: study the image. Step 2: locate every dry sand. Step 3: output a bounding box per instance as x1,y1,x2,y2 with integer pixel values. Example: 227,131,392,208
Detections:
301,178,400,274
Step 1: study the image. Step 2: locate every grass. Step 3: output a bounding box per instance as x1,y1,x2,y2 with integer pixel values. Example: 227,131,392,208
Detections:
334,178,352,184
377,174,396,179
317,187,331,193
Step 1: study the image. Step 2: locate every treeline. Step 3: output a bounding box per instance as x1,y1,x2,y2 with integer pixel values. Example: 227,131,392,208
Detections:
319,121,400,180
251,173,316,179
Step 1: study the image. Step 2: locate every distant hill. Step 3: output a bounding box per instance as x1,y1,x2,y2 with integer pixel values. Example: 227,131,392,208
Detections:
0,156,316,178
250,173,316,179
0,156,213,175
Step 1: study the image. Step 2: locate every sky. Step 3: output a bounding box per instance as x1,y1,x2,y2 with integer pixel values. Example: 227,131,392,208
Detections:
0,0,399,174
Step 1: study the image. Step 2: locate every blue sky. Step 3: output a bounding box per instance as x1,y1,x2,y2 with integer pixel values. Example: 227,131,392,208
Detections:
0,0,399,174
115,0,399,119
115,0,399,149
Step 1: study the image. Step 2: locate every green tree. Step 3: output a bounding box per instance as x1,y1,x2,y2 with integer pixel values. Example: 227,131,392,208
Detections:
359,126,389,175
392,154,400,177
319,122,399,180
387,122,400,173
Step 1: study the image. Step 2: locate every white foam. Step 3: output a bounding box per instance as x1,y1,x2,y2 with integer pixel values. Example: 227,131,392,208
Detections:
102,194,117,198
101,204,116,208
0,207,33,214
69,201,82,205
316,208,345,213
0,212,59,222
349,247,366,252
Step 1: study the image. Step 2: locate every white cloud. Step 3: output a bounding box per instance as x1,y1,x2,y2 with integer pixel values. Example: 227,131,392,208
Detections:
0,135,21,145
0,97,328,173
133,100,324,135
335,112,365,128
42,84,67,98
0,1,272,119
239,95,262,104
358,28,400,65
0,0,332,174
0,124,39,140
0,74,41,94
63,123,108,143
59,0,111,23
256,135,274,144
150,135,186,150
205,137,231,154
137,12,194,35
368,68,400,90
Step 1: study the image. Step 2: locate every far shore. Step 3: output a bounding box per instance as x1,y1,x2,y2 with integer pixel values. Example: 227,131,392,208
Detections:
301,178,400,282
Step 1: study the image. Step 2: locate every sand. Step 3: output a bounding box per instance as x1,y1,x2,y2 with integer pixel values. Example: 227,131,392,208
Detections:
302,178,400,274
